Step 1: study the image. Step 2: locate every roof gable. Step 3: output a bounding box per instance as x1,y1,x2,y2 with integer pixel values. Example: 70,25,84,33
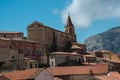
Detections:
28,21,44,28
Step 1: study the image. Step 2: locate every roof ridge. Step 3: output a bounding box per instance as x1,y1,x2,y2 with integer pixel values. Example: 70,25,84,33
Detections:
30,68,44,78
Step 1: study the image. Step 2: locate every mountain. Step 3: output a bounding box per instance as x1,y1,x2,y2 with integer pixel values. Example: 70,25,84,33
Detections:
84,26,120,54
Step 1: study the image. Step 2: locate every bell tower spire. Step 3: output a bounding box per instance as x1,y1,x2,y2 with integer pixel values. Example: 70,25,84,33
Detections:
65,13,75,35
66,13,73,27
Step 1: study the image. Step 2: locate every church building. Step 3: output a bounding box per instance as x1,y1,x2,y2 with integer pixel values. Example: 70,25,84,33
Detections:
27,14,76,54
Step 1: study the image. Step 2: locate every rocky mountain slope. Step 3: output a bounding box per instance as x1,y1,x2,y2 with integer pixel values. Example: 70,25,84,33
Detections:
84,26,120,54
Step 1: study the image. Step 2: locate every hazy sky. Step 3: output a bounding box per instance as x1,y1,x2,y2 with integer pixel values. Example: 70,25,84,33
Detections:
0,0,120,43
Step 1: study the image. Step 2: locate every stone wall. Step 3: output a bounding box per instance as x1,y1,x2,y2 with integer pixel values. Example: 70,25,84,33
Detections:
27,22,76,53
0,32,23,39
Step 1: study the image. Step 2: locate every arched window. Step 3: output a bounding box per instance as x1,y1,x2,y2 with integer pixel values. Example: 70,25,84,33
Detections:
35,63,38,68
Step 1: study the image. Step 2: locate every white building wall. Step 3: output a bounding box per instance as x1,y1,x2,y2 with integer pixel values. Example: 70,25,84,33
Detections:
49,54,84,67
35,70,54,80
49,58,56,67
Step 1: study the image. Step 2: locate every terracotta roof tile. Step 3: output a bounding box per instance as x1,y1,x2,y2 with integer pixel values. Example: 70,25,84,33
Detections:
2,68,39,80
101,53,120,63
102,58,120,63
95,71,120,80
92,50,120,63
0,75,10,80
47,63,108,76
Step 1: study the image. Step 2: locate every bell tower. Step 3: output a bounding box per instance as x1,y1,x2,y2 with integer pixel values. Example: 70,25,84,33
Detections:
65,14,75,35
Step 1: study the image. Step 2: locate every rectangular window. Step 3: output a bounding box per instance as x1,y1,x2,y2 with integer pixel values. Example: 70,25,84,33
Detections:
26,49,30,55
30,50,34,56
30,50,32,55
25,62,27,68
30,63,32,68
51,62,54,66
35,63,38,68
66,36,68,39
18,48,24,53
36,50,42,56
26,49,34,56
61,34,63,38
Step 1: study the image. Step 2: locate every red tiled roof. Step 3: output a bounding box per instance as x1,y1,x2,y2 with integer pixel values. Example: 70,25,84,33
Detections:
0,75,10,80
101,53,120,63
47,63,108,76
109,72,120,79
2,68,39,80
95,71,120,80
102,58,120,63
92,49,120,63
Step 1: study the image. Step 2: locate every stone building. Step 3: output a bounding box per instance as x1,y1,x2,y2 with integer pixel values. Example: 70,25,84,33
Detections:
71,42,86,54
0,38,47,67
0,48,19,71
49,52,84,67
0,32,23,39
92,50,120,72
27,15,76,53
24,57,39,69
